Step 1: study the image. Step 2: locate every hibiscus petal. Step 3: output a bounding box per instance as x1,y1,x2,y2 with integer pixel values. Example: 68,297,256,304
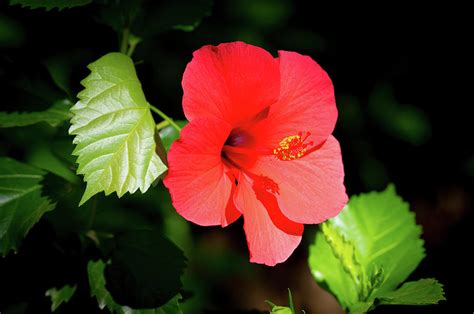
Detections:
253,50,338,149
164,118,241,227
234,174,303,266
251,136,348,224
182,41,280,126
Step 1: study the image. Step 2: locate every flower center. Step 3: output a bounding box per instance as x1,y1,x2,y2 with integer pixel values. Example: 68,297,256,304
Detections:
273,132,314,161
221,128,257,170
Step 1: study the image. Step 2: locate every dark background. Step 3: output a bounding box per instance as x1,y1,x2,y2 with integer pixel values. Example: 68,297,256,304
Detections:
0,0,471,313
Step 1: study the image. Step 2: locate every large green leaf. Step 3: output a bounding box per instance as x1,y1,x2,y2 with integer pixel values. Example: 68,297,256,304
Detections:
104,230,186,309
9,0,92,11
0,157,55,256
309,185,444,313
0,99,72,128
88,259,183,314
45,284,77,311
69,52,167,205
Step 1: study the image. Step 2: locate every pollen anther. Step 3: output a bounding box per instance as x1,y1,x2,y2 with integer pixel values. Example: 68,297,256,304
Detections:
273,132,313,161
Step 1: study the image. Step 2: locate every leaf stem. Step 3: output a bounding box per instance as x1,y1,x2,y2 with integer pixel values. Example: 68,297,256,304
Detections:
155,120,170,130
120,27,130,54
148,103,182,132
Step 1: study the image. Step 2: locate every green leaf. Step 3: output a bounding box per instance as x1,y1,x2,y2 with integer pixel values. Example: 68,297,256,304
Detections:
308,185,444,313
0,99,72,128
69,52,167,205
9,0,92,11
27,144,80,184
378,279,445,305
0,157,55,256
105,230,186,309
88,260,124,313
331,185,425,296
309,232,358,309
45,284,77,311
88,259,183,314
158,120,187,151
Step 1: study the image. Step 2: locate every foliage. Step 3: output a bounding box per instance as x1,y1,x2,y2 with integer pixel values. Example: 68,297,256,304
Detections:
309,185,445,313
0,157,55,256
0,99,72,128
9,0,92,11
0,1,447,313
88,260,183,314
266,289,304,314
45,284,77,311
69,53,167,205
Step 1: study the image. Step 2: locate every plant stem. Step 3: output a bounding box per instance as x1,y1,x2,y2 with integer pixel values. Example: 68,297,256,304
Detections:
155,120,170,130
148,103,182,132
120,27,130,54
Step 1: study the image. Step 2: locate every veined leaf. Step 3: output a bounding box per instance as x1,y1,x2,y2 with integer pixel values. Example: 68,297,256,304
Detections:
0,99,72,128
69,52,167,205
0,157,55,256
309,185,444,313
9,0,92,11
88,260,183,314
45,284,77,311
330,185,425,296
377,279,445,305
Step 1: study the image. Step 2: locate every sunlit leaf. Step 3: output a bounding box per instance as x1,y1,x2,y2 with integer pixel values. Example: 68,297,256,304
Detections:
309,185,444,313
69,52,167,205
9,0,92,11
0,157,55,256
377,279,445,305
45,284,77,312
0,99,72,128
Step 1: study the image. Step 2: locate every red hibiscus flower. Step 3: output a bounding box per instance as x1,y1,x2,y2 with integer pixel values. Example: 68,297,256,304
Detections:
164,42,347,266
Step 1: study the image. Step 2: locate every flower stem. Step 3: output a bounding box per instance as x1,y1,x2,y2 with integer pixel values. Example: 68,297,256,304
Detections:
148,103,182,132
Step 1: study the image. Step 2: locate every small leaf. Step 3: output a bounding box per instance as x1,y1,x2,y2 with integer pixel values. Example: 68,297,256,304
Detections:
45,284,77,312
0,99,72,128
88,260,124,313
88,259,184,314
158,120,188,151
9,0,92,11
378,279,445,305
69,52,167,205
105,230,186,309
266,289,302,314
0,157,55,256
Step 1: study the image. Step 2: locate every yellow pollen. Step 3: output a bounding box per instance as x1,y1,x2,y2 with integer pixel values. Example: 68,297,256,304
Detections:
273,132,313,161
